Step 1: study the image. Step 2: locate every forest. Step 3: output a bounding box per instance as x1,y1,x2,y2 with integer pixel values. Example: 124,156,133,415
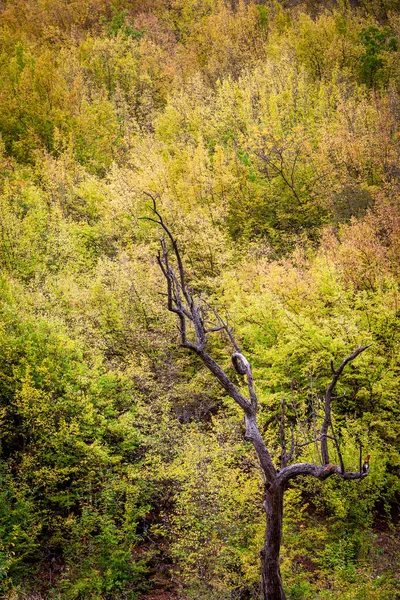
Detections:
0,0,399,598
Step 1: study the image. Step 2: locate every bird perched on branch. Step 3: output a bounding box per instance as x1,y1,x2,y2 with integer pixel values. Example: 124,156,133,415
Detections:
362,455,370,474
231,352,250,375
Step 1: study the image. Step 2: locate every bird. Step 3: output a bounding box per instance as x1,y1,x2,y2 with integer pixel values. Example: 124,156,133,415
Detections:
362,455,370,474
231,352,249,375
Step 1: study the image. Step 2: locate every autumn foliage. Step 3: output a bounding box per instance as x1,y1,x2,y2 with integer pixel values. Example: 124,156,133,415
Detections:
0,0,399,598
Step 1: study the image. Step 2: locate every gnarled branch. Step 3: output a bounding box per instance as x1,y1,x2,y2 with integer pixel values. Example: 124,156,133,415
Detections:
277,462,369,486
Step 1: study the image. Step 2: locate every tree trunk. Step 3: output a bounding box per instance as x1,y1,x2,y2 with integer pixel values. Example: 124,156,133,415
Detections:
260,483,286,600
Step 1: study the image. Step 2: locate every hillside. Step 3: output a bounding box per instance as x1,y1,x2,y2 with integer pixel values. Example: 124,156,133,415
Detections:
0,1,399,598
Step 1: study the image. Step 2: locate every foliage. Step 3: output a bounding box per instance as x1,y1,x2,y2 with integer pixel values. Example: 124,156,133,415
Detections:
359,26,399,87
101,6,145,40
0,0,398,598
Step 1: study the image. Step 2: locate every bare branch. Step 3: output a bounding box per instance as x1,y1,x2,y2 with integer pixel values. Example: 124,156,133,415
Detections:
210,307,241,352
149,200,277,481
287,426,295,463
245,414,277,482
142,192,191,306
195,348,252,414
321,346,370,465
290,434,337,451
277,462,369,486
205,325,226,333
330,417,345,474
147,203,250,409
279,399,287,469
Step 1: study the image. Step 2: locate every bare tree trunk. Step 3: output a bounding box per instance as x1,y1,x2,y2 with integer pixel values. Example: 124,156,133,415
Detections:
261,484,286,600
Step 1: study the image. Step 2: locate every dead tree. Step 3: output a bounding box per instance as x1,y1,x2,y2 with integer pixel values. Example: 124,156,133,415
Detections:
145,196,370,600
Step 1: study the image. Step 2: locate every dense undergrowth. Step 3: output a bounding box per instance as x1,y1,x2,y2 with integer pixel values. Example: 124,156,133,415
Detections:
0,0,399,598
